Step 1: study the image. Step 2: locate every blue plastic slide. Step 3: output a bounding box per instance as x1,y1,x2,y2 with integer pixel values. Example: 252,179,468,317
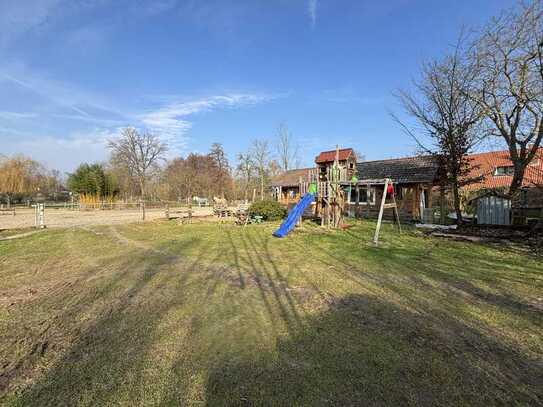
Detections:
273,193,315,238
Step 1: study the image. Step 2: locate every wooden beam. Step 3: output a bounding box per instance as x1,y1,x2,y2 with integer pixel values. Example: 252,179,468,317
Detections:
373,179,389,245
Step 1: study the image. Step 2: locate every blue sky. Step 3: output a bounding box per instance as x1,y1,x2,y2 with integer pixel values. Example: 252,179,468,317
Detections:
0,0,516,173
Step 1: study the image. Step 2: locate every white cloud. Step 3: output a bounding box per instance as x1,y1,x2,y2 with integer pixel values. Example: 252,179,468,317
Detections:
0,61,280,166
138,93,274,150
0,67,126,122
1,129,118,172
0,0,63,49
308,0,317,28
0,111,38,120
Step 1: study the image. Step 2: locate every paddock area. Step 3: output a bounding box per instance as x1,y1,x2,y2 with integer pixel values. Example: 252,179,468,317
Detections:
0,207,214,230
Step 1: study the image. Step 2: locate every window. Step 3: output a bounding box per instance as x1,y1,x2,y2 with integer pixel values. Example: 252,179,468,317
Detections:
348,187,357,203
395,186,403,200
348,186,375,205
494,166,514,176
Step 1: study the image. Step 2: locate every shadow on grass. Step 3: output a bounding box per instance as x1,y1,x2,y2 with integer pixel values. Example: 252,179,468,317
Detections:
5,232,212,406
204,293,543,406
294,224,542,322
4,223,542,405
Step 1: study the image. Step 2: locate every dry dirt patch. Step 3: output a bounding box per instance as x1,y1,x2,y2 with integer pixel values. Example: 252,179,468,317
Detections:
0,207,214,230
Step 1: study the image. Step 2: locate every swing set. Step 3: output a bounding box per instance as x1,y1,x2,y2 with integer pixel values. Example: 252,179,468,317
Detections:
296,146,402,244
372,178,402,245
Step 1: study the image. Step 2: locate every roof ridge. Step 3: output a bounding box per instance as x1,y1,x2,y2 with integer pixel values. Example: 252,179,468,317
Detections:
317,147,354,153
357,155,435,164
279,167,315,172
468,147,543,158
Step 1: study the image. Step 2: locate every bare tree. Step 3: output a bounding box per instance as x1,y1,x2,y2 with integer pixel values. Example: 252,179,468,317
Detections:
108,128,167,217
471,1,543,197
208,143,231,198
236,152,255,201
250,139,271,200
393,39,484,224
276,123,299,172
0,156,45,207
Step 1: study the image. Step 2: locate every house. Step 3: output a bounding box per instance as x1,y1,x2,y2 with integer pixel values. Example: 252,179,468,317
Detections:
271,146,543,224
271,167,313,204
350,155,441,222
464,148,543,224
271,150,442,222
463,148,543,191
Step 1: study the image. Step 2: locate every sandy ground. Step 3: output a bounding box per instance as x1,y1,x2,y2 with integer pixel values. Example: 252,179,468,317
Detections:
0,207,215,230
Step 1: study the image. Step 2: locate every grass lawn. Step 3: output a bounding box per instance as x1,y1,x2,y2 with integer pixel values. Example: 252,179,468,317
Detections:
0,220,542,406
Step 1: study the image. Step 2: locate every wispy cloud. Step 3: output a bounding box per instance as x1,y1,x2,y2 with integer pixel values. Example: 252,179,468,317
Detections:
0,111,38,120
0,67,126,121
0,0,62,49
2,129,118,172
138,93,275,149
308,0,317,28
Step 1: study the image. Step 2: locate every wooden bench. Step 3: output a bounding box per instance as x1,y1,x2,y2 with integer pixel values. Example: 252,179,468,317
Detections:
165,206,193,223
0,208,16,216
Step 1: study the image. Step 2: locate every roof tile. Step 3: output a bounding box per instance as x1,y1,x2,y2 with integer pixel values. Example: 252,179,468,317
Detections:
271,167,314,187
356,156,440,184
463,148,543,190
315,148,354,164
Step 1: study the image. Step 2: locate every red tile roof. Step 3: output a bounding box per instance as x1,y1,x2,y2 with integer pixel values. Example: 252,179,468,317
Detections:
463,148,543,190
315,148,355,164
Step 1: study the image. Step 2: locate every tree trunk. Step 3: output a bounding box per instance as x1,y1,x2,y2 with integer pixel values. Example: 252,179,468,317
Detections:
139,180,146,221
440,185,446,225
260,176,264,200
452,182,463,225
508,162,526,198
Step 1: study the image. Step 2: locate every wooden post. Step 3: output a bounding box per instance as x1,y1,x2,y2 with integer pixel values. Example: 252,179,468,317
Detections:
392,187,402,234
355,183,360,218
367,183,371,219
165,203,170,220
440,185,446,225
373,179,389,245
141,200,146,221
35,203,45,229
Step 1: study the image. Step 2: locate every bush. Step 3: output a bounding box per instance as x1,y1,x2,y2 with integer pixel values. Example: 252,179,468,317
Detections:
248,200,287,221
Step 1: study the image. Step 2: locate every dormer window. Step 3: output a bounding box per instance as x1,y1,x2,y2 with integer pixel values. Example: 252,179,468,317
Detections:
494,166,514,176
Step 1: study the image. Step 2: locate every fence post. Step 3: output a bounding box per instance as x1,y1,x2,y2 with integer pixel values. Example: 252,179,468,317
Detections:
35,203,45,229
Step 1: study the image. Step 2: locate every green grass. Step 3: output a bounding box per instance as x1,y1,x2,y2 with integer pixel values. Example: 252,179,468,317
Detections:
0,220,542,406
